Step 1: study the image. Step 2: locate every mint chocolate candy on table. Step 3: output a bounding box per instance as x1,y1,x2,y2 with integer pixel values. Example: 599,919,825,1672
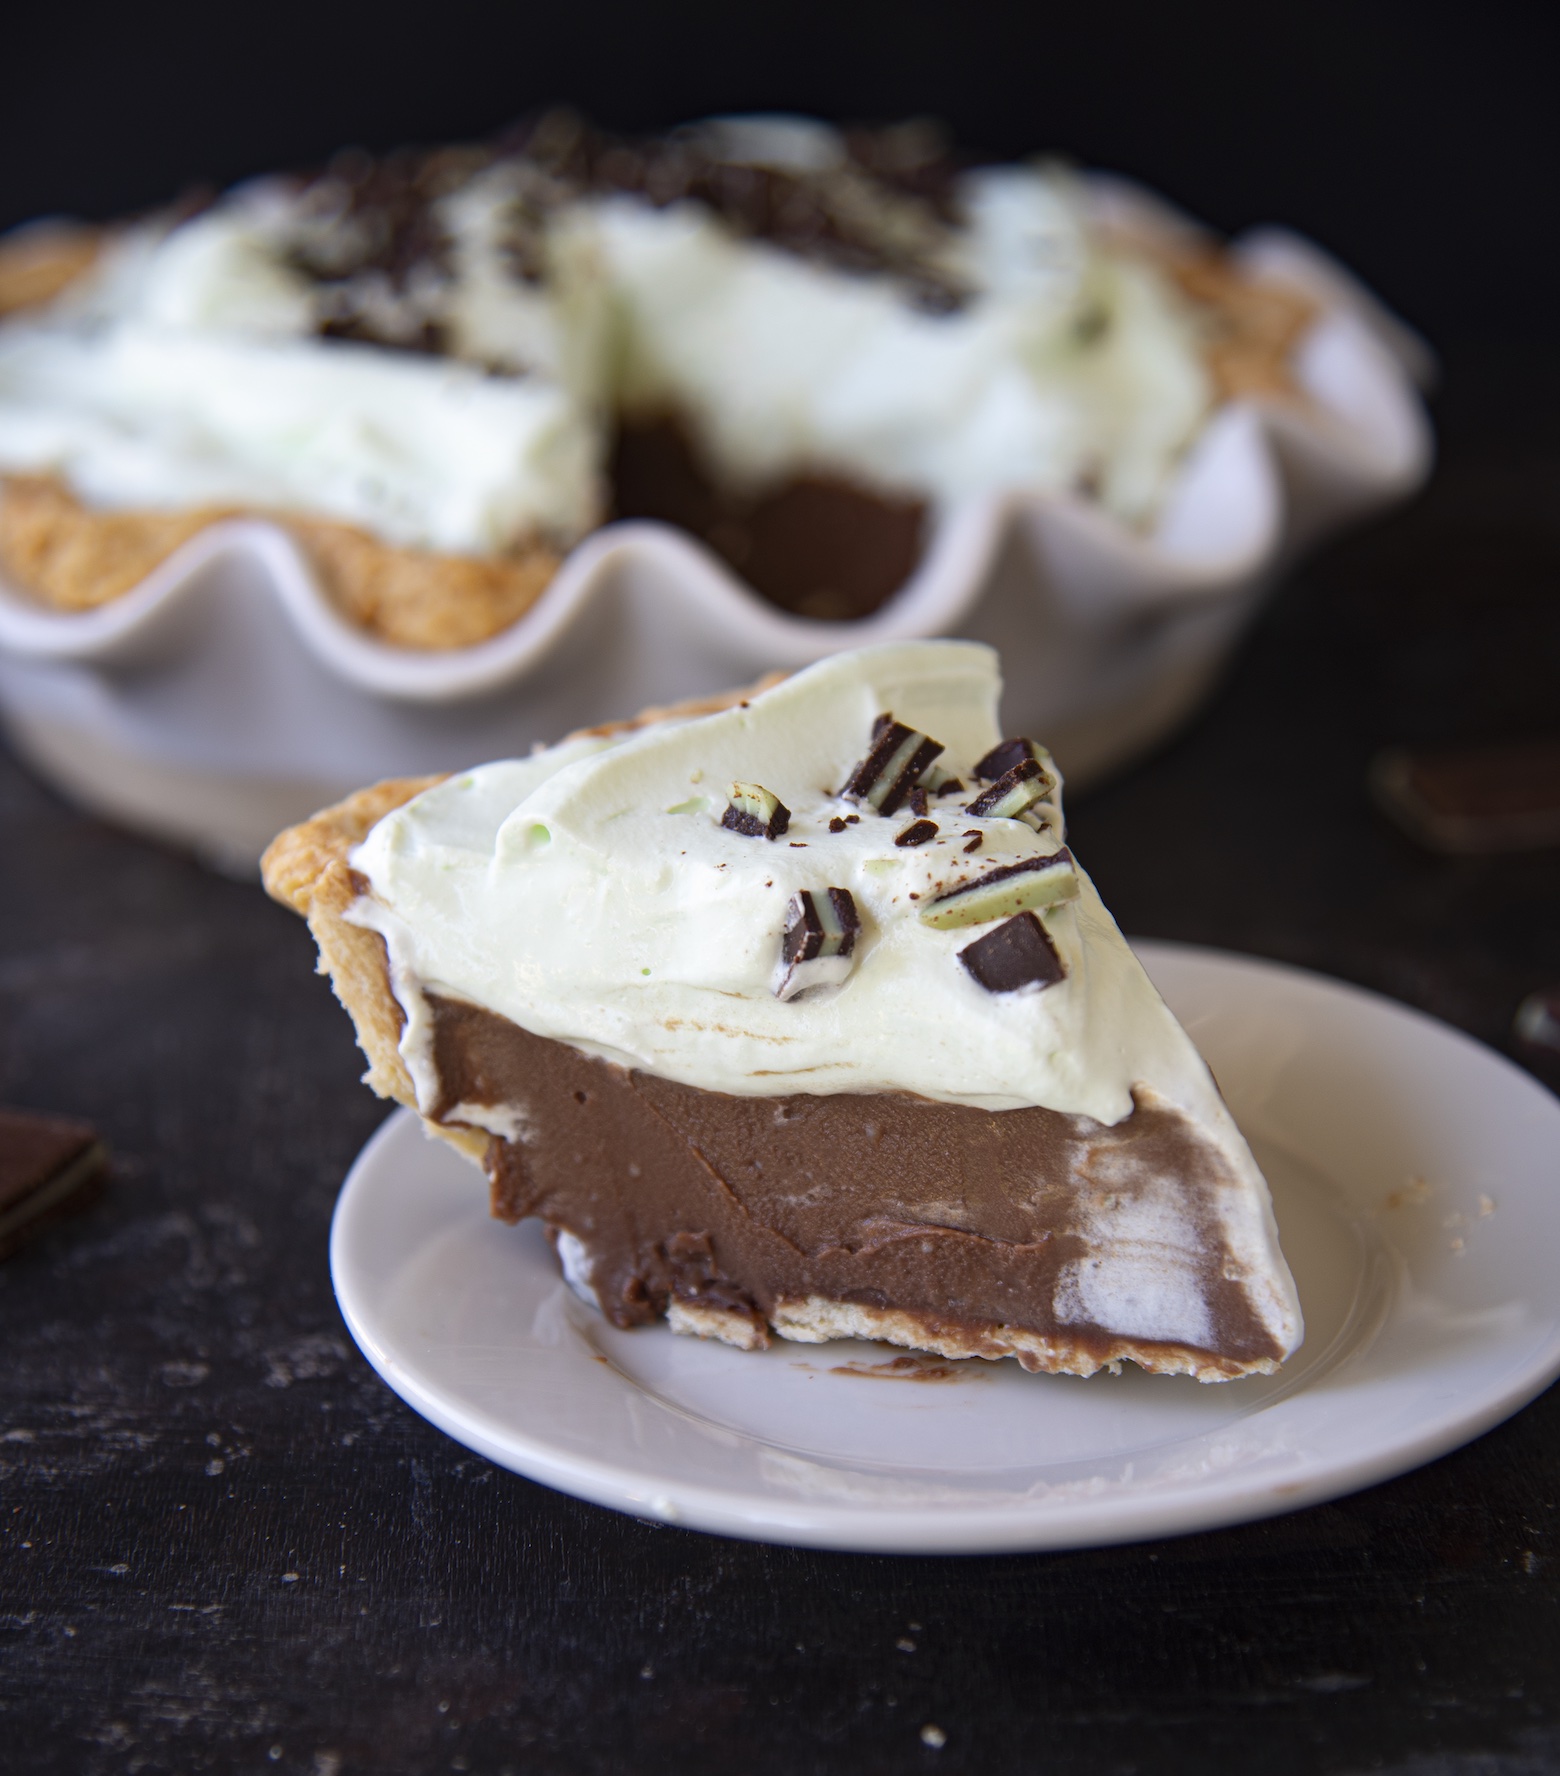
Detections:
0,1108,108,1261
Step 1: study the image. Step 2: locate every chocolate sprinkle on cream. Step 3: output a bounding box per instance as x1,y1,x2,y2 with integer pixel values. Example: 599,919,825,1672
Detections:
959,912,1066,994
895,819,939,847
722,781,791,840
921,850,1079,929
774,887,861,1001
842,714,945,816
828,817,848,833
963,830,983,853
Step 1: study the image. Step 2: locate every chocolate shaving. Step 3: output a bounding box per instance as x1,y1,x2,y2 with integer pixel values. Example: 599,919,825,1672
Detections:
963,830,983,854
958,913,1065,995
574,120,973,313
842,714,945,816
895,819,939,847
828,817,848,833
909,784,929,817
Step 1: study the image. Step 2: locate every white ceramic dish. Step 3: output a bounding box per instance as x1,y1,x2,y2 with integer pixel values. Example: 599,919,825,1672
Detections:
328,943,1560,1554
0,197,1431,873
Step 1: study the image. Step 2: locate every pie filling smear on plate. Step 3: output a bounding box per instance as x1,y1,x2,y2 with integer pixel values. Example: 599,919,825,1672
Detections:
0,114,1312,638
263,640,1302,1381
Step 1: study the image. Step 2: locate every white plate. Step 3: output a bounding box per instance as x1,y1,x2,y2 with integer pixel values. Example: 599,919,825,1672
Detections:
328,943,1560,1553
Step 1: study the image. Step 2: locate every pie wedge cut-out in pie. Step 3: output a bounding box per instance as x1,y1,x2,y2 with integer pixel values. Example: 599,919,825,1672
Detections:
0,116,1315,637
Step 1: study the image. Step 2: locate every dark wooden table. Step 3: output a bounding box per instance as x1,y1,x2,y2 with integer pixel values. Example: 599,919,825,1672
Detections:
3,347,1558,1775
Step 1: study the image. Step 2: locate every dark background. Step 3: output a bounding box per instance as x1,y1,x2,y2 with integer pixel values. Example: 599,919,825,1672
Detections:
3,0,1559,354
4,3,1560,1772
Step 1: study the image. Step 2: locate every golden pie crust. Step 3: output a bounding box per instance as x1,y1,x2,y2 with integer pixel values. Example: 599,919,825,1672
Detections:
0,224,102,319
0,475,561,648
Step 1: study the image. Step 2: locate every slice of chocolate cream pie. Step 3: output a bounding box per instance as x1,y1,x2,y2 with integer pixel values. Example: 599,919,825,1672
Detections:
263,642,1301,1380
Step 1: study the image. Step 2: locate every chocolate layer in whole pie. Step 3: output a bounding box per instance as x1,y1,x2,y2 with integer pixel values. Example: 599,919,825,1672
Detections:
610,416,926,622
420,992,1285,1376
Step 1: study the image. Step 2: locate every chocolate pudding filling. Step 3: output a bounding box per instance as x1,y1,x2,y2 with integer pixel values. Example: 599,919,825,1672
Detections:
610,416,927,622
422,991,1285,1377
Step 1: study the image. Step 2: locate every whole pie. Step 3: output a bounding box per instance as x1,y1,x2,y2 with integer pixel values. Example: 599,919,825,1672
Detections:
0,115,1314,640
262,640,1302,1380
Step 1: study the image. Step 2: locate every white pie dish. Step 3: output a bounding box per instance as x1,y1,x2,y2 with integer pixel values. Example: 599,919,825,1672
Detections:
0,195,1430,873
327,942,1560,1554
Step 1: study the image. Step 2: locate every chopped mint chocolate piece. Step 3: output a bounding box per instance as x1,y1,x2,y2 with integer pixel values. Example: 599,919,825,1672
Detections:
920,850,1079,929
923,764,965,796
959,913,1066,994
895,819,939,847
843,715,945,816
774,887,862,1001
964,757,1054,829
974,738,1032,780
722,781,791,840
975,737,1058,793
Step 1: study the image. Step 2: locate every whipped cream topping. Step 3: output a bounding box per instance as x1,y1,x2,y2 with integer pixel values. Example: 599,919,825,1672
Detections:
350,641,1229,1128
0,321,598,554
0,120,1232,557
0,192,602,553
592,160,1210,525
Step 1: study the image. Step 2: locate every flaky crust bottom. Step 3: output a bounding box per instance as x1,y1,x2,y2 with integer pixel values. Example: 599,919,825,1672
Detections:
0,475,562,649
672,1295,1273,1383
